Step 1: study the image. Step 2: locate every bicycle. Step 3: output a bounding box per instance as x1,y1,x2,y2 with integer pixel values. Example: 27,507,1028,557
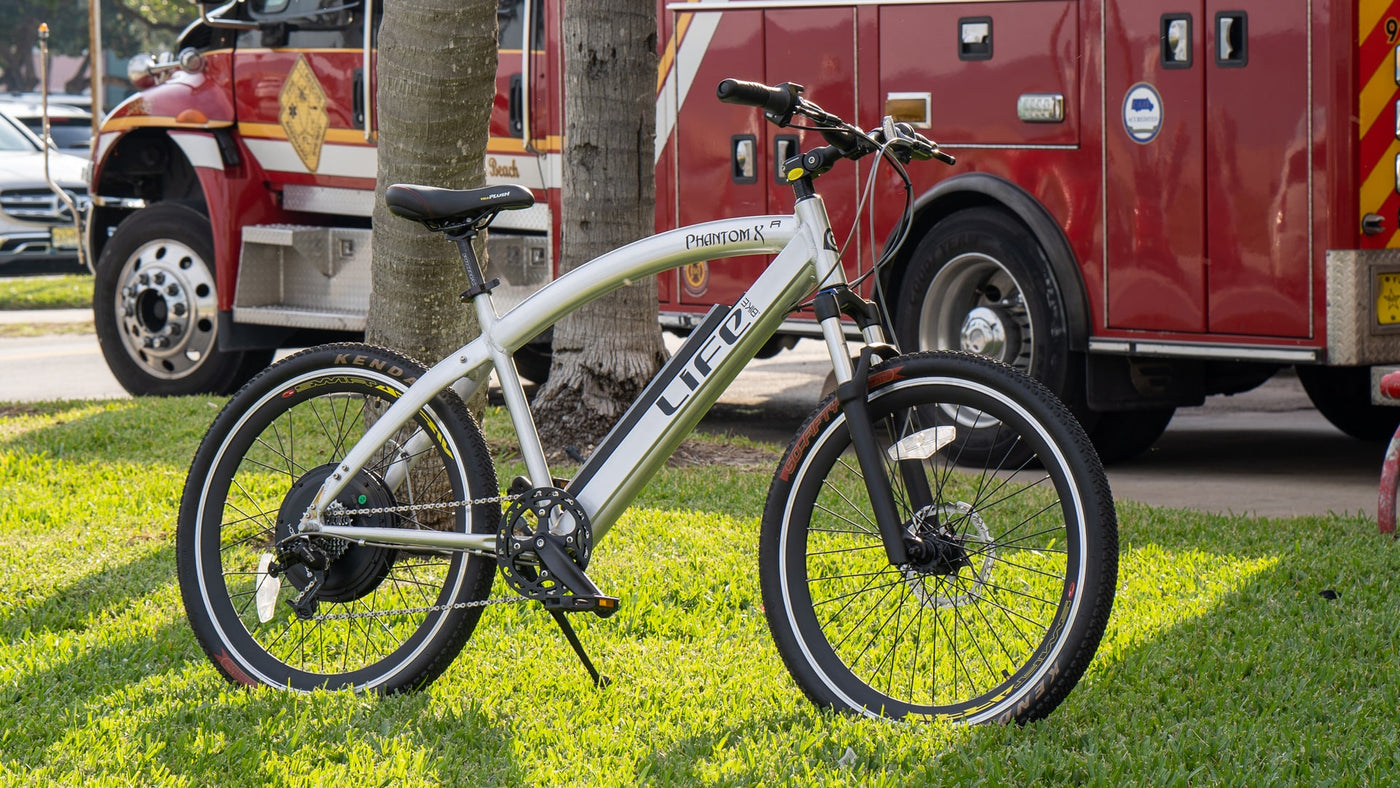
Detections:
176,79,1118,724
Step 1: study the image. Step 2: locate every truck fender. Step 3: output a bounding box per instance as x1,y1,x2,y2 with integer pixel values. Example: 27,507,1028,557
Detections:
885,172,1089,353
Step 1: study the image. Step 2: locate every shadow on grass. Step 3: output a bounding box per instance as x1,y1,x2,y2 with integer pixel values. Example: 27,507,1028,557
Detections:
0,546,173,641
3,576,524,785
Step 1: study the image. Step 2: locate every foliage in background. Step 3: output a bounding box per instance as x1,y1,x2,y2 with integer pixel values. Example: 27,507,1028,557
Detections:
1,0,188,93
2,396,1399,785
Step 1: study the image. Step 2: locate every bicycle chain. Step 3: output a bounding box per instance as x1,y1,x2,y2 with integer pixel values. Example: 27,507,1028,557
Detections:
309,493,529,622
313,594,529,621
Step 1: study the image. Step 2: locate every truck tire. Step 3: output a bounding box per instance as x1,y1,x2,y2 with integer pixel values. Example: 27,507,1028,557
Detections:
1087,408,1175,463
1296,365,1400,441
894,208,1085,463
94,203,272,396
894,207,1173,463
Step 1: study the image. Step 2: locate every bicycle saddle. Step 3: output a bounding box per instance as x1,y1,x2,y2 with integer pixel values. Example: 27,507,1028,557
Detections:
385,183,534,227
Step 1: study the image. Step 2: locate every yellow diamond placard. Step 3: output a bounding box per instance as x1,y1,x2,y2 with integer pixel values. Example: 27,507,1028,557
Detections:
279,56,329,172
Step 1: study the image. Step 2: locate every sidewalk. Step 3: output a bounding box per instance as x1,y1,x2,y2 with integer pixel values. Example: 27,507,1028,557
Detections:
0,308,92,324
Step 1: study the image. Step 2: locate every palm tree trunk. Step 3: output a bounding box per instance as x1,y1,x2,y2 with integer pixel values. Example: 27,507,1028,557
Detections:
531,0,666,453
369,0,497,374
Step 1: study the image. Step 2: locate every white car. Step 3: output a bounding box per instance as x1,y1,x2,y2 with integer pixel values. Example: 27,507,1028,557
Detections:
0,93,92,152
0,110,87,264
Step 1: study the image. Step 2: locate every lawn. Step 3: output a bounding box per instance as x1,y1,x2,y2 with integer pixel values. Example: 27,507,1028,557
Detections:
1,397,1397,786
0,274,92,311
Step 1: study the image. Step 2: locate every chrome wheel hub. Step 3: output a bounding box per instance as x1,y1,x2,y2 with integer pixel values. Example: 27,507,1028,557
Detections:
115,238,218,380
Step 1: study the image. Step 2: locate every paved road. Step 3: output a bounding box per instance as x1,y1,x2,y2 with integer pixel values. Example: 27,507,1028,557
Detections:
0,320,1385,521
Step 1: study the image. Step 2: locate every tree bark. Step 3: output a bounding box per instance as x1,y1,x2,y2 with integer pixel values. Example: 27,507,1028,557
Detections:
369,0,496,380
531,0,665,454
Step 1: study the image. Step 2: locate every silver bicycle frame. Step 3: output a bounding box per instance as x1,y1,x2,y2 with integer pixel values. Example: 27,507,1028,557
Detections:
300,196,849,552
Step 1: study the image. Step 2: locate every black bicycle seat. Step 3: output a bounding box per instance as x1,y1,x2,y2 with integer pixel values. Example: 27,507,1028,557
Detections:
385,183,535,227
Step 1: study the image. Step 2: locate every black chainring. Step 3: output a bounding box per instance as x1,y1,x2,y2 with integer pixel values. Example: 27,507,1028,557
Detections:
275,463,398,604
496,487,592,600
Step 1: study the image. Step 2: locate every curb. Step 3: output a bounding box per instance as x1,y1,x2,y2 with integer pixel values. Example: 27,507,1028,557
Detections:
0,308,93,325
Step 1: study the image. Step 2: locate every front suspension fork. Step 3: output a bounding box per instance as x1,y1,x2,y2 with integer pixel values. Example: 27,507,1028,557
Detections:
815,288,936,567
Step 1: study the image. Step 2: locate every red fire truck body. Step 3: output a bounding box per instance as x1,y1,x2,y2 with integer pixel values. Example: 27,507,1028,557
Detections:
85,0,1400,458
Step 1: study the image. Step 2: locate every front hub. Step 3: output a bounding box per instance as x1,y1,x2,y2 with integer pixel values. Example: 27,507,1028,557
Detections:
902,502,996,609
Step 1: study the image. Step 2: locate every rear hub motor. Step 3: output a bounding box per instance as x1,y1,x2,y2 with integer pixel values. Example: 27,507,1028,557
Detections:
274,463,399,604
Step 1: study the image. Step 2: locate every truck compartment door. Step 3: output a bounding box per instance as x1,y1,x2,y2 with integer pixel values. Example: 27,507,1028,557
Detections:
1203,1,1310,338
1104,0,1208,332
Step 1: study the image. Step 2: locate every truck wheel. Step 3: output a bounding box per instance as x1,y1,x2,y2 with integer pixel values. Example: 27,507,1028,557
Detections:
94,203,272,396
513,338,553,385
1296,365,1400,441
1087,408,1175,463
894,208,1082,463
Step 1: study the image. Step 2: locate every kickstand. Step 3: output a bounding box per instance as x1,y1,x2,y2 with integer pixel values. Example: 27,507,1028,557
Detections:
549,609,610,689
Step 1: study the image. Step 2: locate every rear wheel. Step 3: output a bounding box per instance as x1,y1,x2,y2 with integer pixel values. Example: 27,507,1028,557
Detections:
761,352,1117,723
1088,408,1175,463
1297,365,1400,440
177,343,499,692
94,202,272,396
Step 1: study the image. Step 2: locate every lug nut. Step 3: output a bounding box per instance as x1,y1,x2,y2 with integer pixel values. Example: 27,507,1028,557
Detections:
172,303,187,317
138,273,149,285
166,284,179,296
153,272,166,285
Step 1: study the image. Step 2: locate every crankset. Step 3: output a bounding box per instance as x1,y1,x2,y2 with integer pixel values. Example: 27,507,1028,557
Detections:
497,484,618,687
496,485,619,617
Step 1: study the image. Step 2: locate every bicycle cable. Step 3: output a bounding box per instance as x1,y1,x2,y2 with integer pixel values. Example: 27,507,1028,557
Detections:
785,118,919,340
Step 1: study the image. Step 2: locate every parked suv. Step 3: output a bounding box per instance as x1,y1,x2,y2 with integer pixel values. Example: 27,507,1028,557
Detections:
0,110,87,265
0,96,92,153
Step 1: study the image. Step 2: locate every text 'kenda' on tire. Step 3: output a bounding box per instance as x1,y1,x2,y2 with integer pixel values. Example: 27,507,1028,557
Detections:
760,351,1117,724
176,343,499,692
93,202,272,396
894,206,1174,463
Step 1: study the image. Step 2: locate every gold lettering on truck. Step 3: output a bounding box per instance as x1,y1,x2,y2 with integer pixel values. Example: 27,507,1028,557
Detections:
279,56,329,172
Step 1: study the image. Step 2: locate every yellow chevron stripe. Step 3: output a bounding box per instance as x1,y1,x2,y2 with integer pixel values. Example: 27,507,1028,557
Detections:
1358,56,1397,141
100,115,233,133
1360,138,1400,213
236,123,561,153
1361,0,1391,45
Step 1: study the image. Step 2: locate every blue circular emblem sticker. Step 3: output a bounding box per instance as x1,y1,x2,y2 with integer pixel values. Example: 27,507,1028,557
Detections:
1122,83,1163,144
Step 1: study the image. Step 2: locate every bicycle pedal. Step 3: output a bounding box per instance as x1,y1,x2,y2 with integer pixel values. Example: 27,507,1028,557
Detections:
543,594,620,618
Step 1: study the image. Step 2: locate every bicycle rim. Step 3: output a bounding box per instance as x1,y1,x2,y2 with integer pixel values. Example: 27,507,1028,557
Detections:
183,360,495,692
764,355,1114,723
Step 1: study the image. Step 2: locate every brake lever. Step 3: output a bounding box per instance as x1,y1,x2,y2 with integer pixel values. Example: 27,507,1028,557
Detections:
887,119,958,166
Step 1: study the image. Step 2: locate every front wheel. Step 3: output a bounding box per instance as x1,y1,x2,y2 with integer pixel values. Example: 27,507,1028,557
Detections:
177,343,499,693
760,351,1117,723
94,202,272,396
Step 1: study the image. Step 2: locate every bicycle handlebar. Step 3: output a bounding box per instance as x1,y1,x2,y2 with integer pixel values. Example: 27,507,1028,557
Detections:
716,78,802,118
716,78,956,170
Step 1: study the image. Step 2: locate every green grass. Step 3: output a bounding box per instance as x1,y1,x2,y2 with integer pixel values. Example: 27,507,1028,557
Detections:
2,397,1399,786
0,274,93,311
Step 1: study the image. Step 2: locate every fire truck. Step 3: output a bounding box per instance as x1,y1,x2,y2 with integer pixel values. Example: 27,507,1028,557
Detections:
85,0,1400,461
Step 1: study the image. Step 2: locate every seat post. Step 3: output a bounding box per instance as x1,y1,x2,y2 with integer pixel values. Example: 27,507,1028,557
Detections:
446,226,498,301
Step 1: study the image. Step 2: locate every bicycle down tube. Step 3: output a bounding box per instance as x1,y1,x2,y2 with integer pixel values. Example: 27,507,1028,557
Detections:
300,197,845,549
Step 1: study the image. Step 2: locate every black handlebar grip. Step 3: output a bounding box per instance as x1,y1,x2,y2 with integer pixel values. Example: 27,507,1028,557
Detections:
717,79,799,117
